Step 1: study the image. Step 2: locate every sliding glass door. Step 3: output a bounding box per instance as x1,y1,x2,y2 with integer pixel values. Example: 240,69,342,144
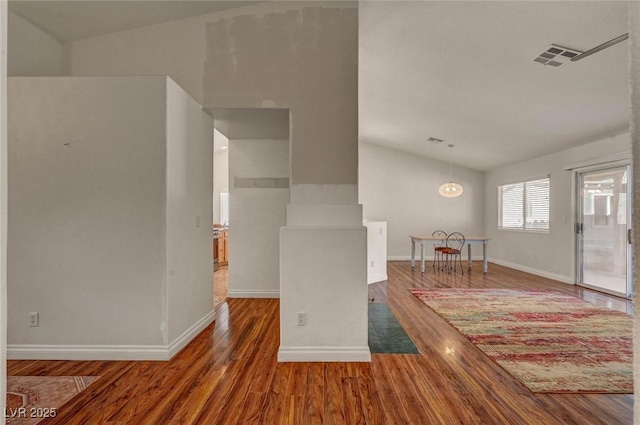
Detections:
576,165,632,297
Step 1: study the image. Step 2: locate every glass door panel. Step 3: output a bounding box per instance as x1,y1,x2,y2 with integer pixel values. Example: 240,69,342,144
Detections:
577,166,631,296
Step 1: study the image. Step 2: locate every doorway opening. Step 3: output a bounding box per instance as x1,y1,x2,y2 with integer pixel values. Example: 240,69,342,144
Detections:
576,163,632,297
213,129,229,309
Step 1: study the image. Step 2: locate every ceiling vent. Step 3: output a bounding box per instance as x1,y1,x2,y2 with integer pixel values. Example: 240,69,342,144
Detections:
532,45,583,68
427,137,444,144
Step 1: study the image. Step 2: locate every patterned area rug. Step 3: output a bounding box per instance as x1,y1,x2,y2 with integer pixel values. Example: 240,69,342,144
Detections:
409,288,633,393
6,376,100,424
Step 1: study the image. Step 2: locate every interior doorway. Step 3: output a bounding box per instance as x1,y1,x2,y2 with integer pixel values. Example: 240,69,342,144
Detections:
213,129,229,309
576,164,632,297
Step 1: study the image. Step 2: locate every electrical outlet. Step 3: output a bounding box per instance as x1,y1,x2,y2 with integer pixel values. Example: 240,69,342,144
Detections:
370,260,374,268
297,312,306,326
525,253,531,260
29,312,39,327
195,216,201,227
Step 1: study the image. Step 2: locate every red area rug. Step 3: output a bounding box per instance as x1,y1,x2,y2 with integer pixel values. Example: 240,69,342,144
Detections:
409,288,633,393
6,376,99,424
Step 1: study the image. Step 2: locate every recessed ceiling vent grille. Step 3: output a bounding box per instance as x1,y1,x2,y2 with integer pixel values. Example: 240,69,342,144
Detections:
533,45,583,68
427,137,444,144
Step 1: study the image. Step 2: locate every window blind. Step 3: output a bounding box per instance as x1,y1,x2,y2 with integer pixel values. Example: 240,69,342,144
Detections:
498,178,549,232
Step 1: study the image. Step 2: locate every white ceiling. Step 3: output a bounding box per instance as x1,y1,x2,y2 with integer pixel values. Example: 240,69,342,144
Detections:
360,1,629,171
9,1,630,171
8,1,261,42
208,108,290,140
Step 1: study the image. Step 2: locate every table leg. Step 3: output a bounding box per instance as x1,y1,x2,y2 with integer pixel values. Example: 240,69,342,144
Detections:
411,239,415,268
483,240,489,273
421,242,425,273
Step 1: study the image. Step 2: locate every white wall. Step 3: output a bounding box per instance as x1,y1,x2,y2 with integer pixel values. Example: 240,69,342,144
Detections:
7,76,214,360
359,142,485,259
165,78,214,345
365,221,387,284
8,11,61,76
279,226,368,361
62,12,205,103
62,0,364,362
1,1,8,422
630,4,640,420
8,77,167,352
228,139,289,298
203,3,358,185
484,133,631,283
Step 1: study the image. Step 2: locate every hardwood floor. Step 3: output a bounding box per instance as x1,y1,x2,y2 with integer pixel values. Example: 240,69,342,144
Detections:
8,261,633,424
214,264,228,309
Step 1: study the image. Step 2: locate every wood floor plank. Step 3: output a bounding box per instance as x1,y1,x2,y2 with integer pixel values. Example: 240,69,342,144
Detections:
323,363,347,425
355,363,386,425
9,262,633,425
341,377,366,425
258,360,292,424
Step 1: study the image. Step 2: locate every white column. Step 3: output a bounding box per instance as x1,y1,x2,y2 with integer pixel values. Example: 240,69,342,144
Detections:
278,184,370,362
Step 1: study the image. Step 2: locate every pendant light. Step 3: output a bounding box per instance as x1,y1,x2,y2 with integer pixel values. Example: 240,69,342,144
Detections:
439,144,463,198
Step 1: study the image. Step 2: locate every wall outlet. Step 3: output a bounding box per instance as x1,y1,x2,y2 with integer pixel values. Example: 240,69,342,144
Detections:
525,253,531,260
29,312,39,327
370,260,374,268
195,215,201,227
297,312,306,326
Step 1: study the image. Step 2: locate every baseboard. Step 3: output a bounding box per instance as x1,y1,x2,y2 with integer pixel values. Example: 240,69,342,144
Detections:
8,311,216,362
7,344,169,361
489,258,573,284
278,345,371,362
388,256,416,261
387,256,485,261
227,289,280,298
368,272,388,284
168,310,215,359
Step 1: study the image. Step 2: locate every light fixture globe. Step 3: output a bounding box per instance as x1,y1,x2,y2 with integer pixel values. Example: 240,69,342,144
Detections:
439,181,463,197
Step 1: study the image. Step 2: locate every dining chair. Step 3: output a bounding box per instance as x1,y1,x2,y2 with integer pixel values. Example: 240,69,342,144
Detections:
431,230,448,271
442,232,465,274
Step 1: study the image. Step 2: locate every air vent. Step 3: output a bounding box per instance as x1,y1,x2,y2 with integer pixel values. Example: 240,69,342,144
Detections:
532,45,583,68
427,137,444,144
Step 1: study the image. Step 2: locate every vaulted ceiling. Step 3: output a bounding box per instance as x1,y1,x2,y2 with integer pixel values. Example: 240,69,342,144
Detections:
359,1,629,170
9,1,630,171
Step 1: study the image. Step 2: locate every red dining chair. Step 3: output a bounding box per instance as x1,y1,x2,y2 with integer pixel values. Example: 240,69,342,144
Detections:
432,230,447,271
442,232,465,274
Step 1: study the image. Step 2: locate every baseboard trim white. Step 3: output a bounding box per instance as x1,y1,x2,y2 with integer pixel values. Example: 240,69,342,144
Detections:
489,258,573,284
227,289,280,298
8,311,216,362
388,256,417,261
367,272,388,284
278,346,371,362
387,256,485,261
168,310,215,359
7,344,169,361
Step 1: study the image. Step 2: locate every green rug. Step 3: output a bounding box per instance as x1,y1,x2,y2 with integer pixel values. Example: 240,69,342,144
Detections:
368,304,419,354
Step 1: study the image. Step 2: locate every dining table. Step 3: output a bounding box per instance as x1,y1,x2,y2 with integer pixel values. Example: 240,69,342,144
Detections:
409,235,491,273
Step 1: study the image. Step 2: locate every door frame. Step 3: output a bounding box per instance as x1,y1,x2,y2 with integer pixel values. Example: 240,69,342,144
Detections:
574,160,633,297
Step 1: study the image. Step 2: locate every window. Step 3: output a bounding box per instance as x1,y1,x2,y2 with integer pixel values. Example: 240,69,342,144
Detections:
220,192,229,226
498,178,549,232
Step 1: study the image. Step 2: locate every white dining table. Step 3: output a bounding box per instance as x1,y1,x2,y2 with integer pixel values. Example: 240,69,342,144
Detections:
410,235,491,273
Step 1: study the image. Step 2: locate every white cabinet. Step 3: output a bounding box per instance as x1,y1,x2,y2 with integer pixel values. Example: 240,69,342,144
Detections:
364,221,387,284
